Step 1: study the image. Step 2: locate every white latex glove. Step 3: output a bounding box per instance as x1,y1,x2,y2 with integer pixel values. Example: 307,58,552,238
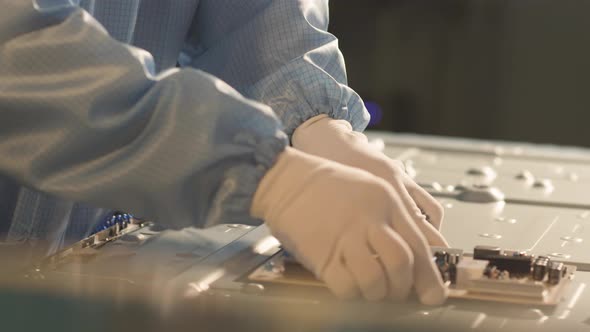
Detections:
251,147,447,304
293,115,448,247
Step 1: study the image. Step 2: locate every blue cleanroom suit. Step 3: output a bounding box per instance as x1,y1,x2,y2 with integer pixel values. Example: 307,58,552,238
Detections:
0,0,368,255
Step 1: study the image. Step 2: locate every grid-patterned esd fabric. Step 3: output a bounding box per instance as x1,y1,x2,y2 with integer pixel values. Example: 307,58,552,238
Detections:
3,0,368,256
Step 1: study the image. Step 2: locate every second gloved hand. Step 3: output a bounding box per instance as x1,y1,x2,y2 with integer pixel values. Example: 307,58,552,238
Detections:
251,147,447,304
293,115,448,247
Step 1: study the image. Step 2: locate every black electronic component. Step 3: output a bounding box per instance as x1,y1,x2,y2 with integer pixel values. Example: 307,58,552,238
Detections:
483,264,497,278
532,256,550,281
433,251,462,284
548,262,565,285
448,254,460,284
473,245,502,260
434,251,448,266
474,252,533,275
434,251,450,283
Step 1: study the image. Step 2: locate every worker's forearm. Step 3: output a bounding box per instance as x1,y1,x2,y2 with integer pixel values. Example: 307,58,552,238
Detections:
0,1,288,228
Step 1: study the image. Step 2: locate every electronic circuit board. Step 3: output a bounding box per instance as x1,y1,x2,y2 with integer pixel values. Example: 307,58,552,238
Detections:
15,132,590,331
248,246,576,306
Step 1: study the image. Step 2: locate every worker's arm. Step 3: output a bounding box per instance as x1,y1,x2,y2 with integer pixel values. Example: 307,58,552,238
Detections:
182,0,369,137
0,0,288,228
180,1,447,303
182,0,447,236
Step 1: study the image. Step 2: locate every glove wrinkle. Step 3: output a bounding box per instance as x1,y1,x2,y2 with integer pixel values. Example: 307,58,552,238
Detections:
251,147,447,304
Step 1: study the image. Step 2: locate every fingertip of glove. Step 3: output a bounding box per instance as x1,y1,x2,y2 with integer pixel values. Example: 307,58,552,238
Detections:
419,284,448,306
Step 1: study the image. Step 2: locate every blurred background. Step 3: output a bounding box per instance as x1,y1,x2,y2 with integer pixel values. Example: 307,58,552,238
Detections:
329,0,590,147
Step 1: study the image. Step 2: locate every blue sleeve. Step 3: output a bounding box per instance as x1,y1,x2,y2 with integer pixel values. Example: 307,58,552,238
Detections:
0,0,288,229
181,0,370,137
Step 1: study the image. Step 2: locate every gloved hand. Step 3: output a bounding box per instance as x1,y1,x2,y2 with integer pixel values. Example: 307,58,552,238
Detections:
251,147,447,304
293,115,448,247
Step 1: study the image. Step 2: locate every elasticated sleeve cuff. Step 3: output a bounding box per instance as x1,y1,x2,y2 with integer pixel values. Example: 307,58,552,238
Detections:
203,133,287,228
